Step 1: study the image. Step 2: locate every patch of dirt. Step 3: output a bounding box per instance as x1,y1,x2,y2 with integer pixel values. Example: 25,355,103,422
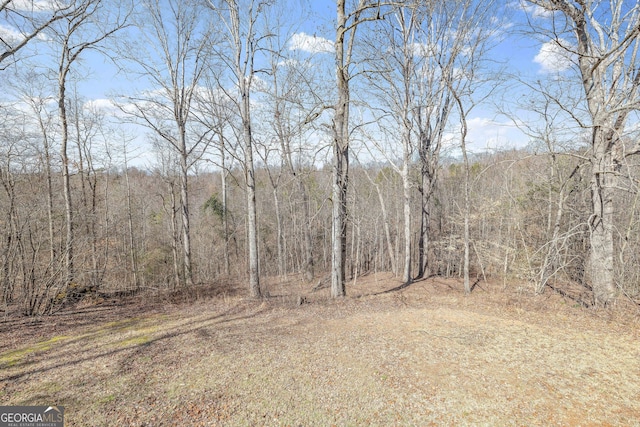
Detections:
1,274,639,426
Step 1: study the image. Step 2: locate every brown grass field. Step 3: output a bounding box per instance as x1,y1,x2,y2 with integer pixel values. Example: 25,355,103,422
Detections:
1,273,639,426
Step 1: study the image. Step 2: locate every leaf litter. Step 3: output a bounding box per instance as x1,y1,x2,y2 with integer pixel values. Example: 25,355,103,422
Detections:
0,273,639,426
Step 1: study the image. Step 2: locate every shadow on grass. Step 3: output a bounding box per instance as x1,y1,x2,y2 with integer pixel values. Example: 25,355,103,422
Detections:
370,274,439,296
0,301,267,384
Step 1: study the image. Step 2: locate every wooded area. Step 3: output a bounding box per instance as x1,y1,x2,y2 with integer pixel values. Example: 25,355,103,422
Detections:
1,0,640,315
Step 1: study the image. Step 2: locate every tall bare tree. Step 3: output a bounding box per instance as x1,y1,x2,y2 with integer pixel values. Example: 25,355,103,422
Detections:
119,0,211,287
527,0,640,304
331,0,387,297
445,0,500,293
206,0,274,298
49,0,129,287
260,11,327,281
193,79,235,277
363,2,423,283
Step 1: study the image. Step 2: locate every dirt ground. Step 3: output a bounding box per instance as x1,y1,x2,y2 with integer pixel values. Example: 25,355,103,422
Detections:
1,274,639,426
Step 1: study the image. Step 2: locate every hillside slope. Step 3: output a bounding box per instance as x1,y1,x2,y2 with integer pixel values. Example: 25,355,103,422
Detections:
1,274,639,426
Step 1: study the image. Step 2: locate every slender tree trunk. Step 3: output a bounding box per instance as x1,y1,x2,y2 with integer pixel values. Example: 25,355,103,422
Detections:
463,174,470,292
123,154,139,290
89,173,99,288
401,153,411,283
371,178,397,276
299,177,314,281
273,186,285,277
36,114,56,264
220,144,230,276
0,168,16,305
224,0,261,298
74,108,93,285
58,70,74,286
179,145,193,287
459,106,470,294
167,182,181,290
536,155,570,294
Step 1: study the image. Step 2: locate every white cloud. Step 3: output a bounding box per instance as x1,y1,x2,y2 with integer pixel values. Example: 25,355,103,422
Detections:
9,0,65,12
84,98,118,113
444,116,529,152
512,1,553,18
534,39,576,73
288,32,333,54
277,58,301,68
0,24,25,43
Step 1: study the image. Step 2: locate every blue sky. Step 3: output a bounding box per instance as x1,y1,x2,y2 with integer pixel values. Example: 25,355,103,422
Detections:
1,0,575,166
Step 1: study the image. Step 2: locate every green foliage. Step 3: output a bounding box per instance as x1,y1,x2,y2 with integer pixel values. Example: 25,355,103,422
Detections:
448,163,461,178
471,162,482,177
149,211,163,225
203,193,225,220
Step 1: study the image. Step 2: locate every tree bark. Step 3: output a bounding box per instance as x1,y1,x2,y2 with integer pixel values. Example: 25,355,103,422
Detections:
123,153,140,290
241,87,261,298
299,178,314,281
401,136,412,283
220,143,230,276
179,146,193,287
587,130,616,303
58,60,74,287
166,181,181,290
527,0,640,304
331,0,351,298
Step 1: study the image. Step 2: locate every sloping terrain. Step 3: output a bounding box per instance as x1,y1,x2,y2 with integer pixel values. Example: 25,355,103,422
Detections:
1,274,639,426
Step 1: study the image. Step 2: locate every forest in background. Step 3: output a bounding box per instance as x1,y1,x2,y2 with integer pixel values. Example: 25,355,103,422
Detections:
1,0,640,315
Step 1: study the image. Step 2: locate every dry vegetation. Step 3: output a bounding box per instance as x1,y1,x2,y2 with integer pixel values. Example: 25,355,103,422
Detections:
1,274,639,426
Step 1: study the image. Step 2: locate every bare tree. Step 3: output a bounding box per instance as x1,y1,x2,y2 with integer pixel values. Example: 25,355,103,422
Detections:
0,0,87,66
412,0,490,281
331,0,387,297
121,135,141,290
118,0,211,287
526,0,640,304
13,72,59,265
49,0,129,287
431,0,500,293
193,76,237,277
260,12,328,281
365,1,441,283
205,0,275,298
503,80,588,294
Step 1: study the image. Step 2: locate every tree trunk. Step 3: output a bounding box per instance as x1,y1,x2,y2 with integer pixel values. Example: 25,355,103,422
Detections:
221,144,230,276
273,186,285,277
167,182,181,290
58,70,74,287
123,153,140,290
331,142,348,298
0,166,16,305
35,112,56,264
459,106,471,294
371,177,397,276
179,147,193,287
331,0,350,298
417,159,435,279
298,177,314,281
588,129,616,303
402,153,411,283
241,91,261,298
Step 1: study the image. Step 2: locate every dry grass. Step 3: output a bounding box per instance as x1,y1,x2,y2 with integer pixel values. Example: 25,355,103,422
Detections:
1,273,639,426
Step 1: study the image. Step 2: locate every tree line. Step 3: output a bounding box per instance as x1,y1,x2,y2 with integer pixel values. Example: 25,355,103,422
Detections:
1,0,639,315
